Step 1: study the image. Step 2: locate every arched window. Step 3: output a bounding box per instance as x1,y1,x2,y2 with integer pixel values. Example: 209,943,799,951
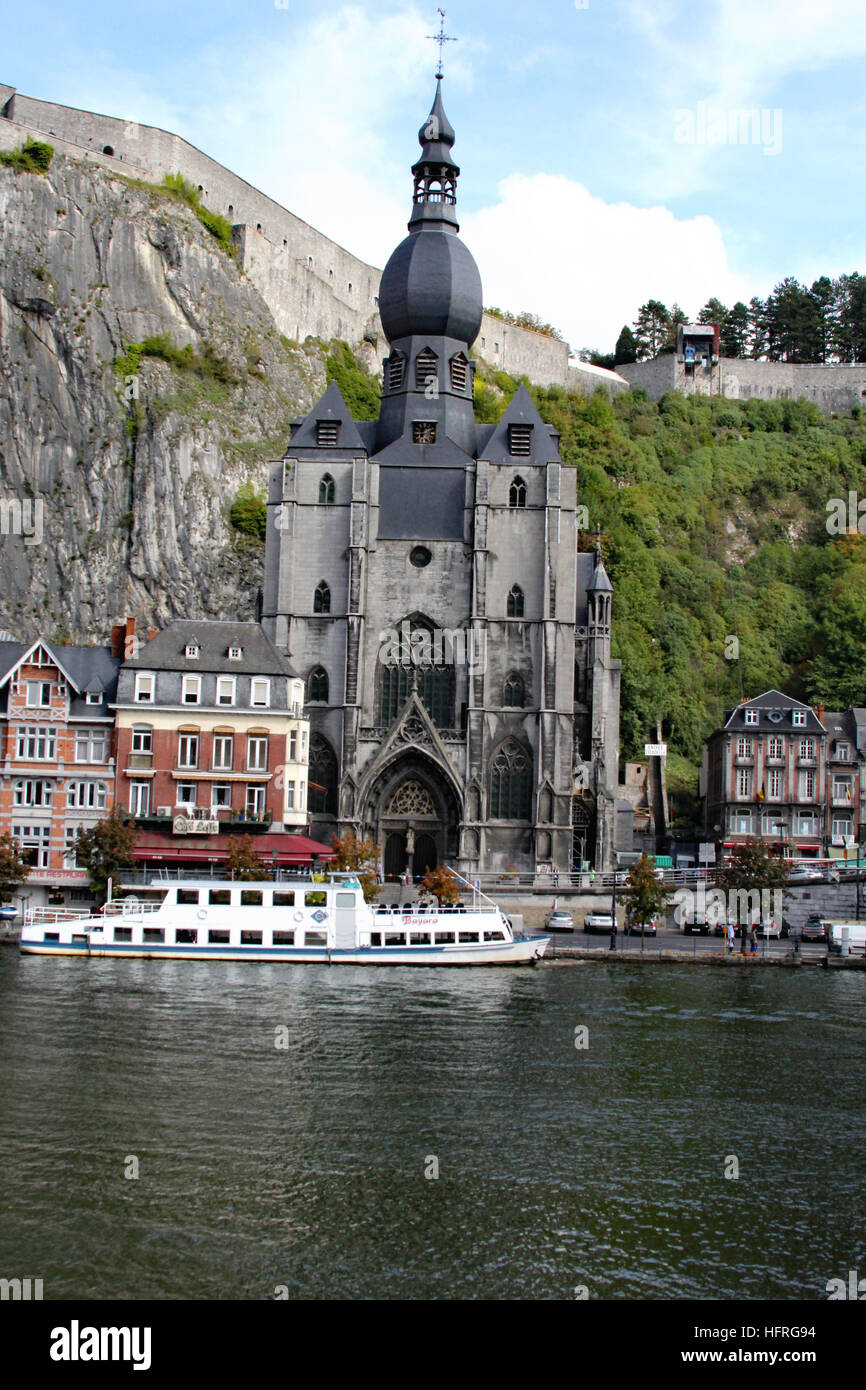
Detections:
308,667,329,702
318,474,335,504
415,347,438,389
378,618,454,729
503,672,525,708
509,476,527,508
387,351,405,391
313,581,331,614
507,585,525,618
489,740,532,820
308,734,338,816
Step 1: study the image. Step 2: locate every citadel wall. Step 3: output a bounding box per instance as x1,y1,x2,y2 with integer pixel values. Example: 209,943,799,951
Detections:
1,85,629,396
618,354,866,415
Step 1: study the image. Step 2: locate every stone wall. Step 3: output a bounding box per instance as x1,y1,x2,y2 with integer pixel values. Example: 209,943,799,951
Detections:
619,352,866,415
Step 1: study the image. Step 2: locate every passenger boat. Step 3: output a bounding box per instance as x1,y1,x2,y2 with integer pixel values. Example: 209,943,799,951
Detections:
19,875,549,966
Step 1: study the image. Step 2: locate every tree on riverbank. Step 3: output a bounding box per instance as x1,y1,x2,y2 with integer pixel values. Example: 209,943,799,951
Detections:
621,853,673,933
74,808,136,902
0,832,30,904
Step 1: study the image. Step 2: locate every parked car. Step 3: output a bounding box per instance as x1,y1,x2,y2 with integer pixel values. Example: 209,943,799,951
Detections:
757,917,781,938
681,913,710,935
801,915,828,942
545,907,575,932
584,910,616,934
626,913,658,936
787,867,824,883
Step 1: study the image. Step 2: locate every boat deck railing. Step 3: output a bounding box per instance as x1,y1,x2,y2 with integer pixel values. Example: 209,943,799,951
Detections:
26,901,162,927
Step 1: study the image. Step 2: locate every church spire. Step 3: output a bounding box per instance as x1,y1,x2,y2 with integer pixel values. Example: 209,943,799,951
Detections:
409,76,460,231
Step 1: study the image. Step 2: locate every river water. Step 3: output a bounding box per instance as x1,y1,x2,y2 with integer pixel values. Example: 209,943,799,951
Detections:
0,951,863,1301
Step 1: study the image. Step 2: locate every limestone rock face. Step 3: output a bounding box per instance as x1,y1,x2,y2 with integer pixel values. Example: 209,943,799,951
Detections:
0,153,326,639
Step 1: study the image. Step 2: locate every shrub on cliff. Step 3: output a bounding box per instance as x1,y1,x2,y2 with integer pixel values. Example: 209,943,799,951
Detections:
0,138,54,174
161,172,235,257
229,482,267,540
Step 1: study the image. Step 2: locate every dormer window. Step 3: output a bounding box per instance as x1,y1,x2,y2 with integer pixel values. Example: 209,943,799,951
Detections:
387,351,405,391
185,643,200,660
415,348,438,389
228,645,243,661
316,420,340,447
85,691,102,705
792,710,807,727
412,422,437,445
744,709,758,726
449,353,468,392
508,424,532,457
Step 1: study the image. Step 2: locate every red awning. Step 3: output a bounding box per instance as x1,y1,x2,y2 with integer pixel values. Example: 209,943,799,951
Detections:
132,830,334,864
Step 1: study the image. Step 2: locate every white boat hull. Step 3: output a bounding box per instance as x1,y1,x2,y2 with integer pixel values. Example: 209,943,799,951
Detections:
20,938,548,965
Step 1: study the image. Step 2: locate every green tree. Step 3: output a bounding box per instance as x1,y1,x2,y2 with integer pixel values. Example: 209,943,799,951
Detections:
621,852,672,939
633,300,671,359
74,809,136,902
330,830,381,902
613,325,638,365
747,296,770,358
715,839,790,950
226,835,268,880
721,301,750,357
832,272,866,361
0,832,30,904
229,481,267,539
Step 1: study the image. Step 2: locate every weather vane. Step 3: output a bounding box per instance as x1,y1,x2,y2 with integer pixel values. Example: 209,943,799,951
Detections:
427,9,457,79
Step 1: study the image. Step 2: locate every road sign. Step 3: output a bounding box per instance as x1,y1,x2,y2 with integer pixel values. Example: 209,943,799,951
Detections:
698,844,716,863
644,743,668,756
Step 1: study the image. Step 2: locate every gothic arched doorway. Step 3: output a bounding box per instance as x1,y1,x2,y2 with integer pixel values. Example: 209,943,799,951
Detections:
384,832,407,881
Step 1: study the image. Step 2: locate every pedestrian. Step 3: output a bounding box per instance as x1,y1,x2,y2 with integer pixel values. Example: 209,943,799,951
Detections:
726,920,735,954
589,867,596,886
552,867,559,889
749,924,758,955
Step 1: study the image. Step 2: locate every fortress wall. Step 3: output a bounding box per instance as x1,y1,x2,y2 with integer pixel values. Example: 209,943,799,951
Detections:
617,356,677,398
2,86,638,397
620,354,866,414
567,362,630,399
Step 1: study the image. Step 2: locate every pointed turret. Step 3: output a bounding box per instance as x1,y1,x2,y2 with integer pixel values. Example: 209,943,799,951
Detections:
410,76,460,231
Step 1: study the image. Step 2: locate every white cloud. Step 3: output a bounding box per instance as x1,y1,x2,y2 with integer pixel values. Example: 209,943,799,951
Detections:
462,173,749,352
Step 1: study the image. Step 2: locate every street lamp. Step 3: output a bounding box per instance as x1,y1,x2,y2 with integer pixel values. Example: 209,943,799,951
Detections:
609,870,617,951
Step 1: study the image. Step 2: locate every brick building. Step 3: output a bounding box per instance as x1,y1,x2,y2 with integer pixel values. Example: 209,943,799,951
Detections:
113,620,330,875
0,634,121,911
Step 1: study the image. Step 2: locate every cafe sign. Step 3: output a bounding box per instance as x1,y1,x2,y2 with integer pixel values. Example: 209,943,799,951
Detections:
173,817,220,835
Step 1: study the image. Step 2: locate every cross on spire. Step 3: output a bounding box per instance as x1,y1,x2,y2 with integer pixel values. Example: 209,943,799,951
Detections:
427,8,457,78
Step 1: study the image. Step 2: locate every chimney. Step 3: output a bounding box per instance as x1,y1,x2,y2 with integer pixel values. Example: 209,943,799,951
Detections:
813,704,826,727
111,616,136,659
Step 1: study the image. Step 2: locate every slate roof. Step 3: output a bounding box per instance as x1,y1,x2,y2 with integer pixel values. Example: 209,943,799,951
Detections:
122,621,298,677
719,689,824,734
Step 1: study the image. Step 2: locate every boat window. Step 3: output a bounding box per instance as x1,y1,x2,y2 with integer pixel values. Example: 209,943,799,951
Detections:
305,891,326,906
44,932,60,942
384,932,406,946
336,892,355,909
240,890,263,906
113,927,132,942
72,934,88,943
273,931,295,945
143,928,164,943
410,933,431,945
484,931,506,942
304,930,327,945
459,932,480,943
370,933,381,946
434,931,455,944
177,889,200,905
209,889,231,905
273,892,295,907
208,929,230,943
241,930,262,945
175,929,196,944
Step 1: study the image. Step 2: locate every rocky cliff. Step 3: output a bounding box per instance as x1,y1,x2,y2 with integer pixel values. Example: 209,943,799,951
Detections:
0,150,332,641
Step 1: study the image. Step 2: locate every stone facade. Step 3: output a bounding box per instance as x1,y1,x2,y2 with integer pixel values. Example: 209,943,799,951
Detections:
619,351,866,415
261,80,622,878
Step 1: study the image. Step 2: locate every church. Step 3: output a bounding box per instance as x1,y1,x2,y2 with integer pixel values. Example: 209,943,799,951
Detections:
262,75,622,879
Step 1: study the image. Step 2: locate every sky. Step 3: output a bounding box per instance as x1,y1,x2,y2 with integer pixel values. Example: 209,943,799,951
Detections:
3,0,865,354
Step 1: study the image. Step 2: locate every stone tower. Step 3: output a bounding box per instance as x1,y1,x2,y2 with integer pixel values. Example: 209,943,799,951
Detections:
262,77,621,878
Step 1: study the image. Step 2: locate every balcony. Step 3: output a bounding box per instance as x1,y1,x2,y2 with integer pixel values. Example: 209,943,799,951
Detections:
125,753,153,771
133,809,273,833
